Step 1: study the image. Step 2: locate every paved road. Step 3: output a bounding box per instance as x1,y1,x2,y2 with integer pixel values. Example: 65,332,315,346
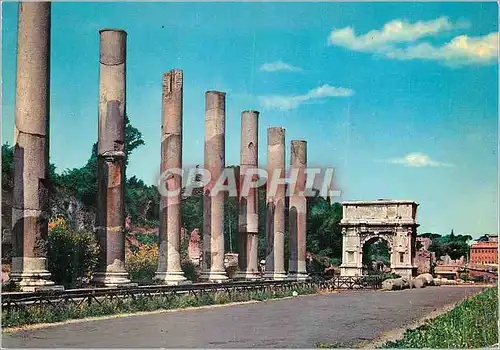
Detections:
3,286,485,348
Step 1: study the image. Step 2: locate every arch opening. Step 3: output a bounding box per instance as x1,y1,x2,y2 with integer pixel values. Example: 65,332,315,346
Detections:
362,236,391,275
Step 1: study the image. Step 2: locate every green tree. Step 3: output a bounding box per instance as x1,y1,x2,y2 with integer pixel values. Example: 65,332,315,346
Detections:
124,176,160,227
363,239,390,269
427,232,471,261
123,116,145,171
2,142,58,191
419,232,442,240
55,115,146,217
181,180,204,233
306,196,343,259
2,143,14,191
57,143,98,208
223,166,239,252
47,222,99,288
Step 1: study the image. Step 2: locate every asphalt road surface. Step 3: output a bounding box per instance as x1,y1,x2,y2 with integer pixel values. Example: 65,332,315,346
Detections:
3,286,485,348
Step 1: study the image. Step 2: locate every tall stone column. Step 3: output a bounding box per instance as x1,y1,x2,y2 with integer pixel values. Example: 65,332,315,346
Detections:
264,127,287,280
10,2,61,291
92,29,134,287
201,91,229,282
288,140,308,280
154,70,189,285
236,111,260,280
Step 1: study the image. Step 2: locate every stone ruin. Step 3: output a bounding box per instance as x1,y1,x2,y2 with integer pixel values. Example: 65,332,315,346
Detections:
340,200,419,279
6,2,421,290
7,3,311,290
188,229,202,266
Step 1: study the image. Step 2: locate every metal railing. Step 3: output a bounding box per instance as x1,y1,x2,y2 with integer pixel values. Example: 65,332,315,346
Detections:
311,275,384,291
1,277,382,316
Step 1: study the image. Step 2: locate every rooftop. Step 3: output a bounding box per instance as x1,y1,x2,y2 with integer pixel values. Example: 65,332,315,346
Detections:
342,199,418,206
471,242,498,248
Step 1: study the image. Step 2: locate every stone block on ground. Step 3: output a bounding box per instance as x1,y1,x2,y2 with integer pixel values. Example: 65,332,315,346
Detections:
391,277,406,290
410,278,425,289
381,278,395,291
382,277,408,290
416,273,434,286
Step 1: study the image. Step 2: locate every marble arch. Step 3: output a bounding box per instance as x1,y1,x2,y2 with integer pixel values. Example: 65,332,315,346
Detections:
339,200,419,279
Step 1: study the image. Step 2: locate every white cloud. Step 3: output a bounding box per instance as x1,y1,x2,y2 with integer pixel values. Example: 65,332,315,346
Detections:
328,17,468,51
385,152,454,167
259,84,354,111
385,32,498,66
259,60,303,72
327,17,497,66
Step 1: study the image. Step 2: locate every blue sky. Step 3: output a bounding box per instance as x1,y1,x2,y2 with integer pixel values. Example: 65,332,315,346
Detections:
2,2,498,237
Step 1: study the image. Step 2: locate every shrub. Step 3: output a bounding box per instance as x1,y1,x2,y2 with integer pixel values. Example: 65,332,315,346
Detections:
381,287,498,348
126,244,158,285
134,232,158,246
181,259,197,282
2,283,317,328
126,238,197,284
214,292,231,304
375,272,400,280
47,217,99,288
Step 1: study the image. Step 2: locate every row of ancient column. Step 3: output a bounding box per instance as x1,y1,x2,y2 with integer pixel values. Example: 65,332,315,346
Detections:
154,76,309,284
9,2,308,290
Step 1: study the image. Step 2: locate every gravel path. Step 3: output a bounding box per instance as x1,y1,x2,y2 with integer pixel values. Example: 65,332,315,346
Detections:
3,286,485,348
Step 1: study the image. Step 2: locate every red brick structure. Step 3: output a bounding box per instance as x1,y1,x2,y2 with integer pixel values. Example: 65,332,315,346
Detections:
416,237,431,251
469,242,498,265
466,264,497,283
415,250,433,274
414,237,434,274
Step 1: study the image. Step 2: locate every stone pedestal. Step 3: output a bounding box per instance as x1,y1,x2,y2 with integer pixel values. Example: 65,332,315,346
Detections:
154,272,191,285
154,70,189,285
9,2,61,291
201,91,229,282
91,29,133,288
236,111,260,280
340,266,363,277
264,127,287,280
10,258,63,291
91,272,137,288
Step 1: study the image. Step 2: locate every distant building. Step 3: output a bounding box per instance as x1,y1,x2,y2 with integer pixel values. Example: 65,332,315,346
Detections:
435,264,461,280
466,264,497,283
469,241,498,265
485,234,498,242
434,254,465,280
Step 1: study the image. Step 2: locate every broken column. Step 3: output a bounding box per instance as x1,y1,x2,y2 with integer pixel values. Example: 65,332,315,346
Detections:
154,69,189,285
201,91,229,282
264,127,287,280
236,111,260,280
288,140,308,280
9,2,61,291
92,29,134,287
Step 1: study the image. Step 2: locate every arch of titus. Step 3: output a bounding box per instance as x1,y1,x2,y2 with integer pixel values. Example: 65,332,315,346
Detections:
339,200,419,279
